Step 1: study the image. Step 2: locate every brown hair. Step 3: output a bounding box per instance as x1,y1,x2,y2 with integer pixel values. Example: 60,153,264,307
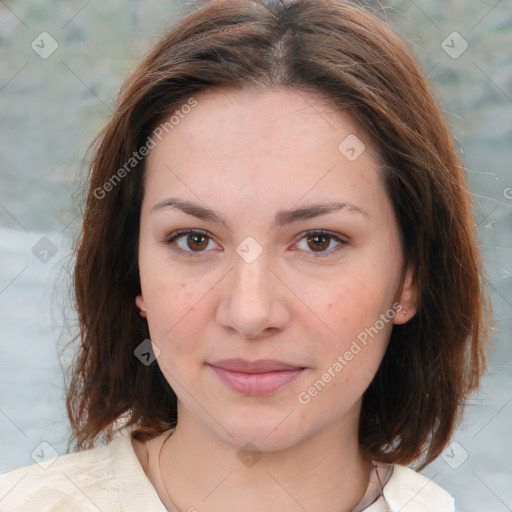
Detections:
67,0,490,468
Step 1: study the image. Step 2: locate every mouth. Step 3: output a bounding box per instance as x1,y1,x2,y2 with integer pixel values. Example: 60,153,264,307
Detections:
206,358,306,396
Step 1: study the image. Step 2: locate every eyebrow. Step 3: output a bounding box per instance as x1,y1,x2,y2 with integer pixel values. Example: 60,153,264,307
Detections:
150,197,369,228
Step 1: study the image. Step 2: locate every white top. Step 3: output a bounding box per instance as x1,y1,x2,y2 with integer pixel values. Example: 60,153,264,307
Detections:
0,433,455,511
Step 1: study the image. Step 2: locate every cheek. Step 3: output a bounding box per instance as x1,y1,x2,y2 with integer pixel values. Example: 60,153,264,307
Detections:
144,276,205,354
315,270,385,335
308,266,396,374
304,313,393,413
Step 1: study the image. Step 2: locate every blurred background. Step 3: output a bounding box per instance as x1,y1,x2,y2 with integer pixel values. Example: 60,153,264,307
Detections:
0,1,511,511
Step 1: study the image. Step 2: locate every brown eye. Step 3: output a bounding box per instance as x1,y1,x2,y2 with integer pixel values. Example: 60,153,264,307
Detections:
165,229,348,260
295,230,348,258
186,233,209,251
164,229,218,258
306,233,331,252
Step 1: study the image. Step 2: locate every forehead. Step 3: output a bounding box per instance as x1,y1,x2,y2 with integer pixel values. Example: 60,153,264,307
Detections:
148,86,372,158
142,87,386,218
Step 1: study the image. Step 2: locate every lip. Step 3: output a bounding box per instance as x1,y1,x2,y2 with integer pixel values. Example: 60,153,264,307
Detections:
209,358,304,373
207,358,305,396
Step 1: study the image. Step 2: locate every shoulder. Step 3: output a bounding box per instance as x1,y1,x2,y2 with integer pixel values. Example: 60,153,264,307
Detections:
0,434,163,512
383,464,455,512
0,438,120,512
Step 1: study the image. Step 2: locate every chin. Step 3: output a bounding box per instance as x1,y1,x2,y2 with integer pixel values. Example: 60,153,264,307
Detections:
205,411,314,452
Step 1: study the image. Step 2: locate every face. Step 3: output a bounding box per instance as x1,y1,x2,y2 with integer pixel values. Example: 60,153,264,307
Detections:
137,87,416,451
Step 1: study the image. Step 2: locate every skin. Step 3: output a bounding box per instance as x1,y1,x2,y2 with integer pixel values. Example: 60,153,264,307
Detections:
134,86,417,512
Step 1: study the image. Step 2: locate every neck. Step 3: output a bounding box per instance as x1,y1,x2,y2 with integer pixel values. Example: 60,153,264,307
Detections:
156,402,372,512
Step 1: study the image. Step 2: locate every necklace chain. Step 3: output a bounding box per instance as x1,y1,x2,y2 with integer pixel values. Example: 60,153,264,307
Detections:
156,430,391,512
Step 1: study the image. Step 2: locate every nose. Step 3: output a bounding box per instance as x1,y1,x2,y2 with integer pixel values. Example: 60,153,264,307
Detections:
215,249,291,341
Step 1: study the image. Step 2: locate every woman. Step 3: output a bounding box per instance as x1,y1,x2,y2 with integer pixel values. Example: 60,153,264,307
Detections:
0,0,489,510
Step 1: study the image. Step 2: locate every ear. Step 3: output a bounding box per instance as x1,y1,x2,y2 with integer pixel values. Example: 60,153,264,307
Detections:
393,263,417,325
135,294,147,318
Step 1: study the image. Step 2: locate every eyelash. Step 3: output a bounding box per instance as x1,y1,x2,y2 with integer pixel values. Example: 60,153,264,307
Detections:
163,229,348,259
